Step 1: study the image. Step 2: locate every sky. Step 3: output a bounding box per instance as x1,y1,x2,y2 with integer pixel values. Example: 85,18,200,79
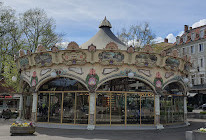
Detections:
2,0,206,46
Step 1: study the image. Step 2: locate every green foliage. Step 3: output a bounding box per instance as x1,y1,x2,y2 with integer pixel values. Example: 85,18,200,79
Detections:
117,22,156,48
187,106,194,112
0,3,64,92
2,55,20,92
200,111,206,114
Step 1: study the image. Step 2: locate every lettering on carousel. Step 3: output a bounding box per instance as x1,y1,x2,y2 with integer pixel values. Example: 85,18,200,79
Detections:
62,51,86,65
135,53,157,67
34,53,52,67
98,52,124,65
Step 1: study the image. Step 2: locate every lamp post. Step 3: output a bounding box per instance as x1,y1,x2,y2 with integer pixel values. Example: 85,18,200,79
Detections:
12,76,17,82
128,72,134,78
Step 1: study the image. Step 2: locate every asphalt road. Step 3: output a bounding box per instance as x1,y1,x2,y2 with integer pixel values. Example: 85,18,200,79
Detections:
0,119,205,140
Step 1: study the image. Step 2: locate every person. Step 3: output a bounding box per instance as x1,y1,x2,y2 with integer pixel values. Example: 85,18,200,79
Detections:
1,109,5,118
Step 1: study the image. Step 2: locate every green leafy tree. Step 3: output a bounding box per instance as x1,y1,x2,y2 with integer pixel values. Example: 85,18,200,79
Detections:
0,4,64,92
117,22,156,48
20,8,64,52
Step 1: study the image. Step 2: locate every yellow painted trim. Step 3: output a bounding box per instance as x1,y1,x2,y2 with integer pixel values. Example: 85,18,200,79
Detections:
48,93,50,122
39,91,88,93
125,93,127,126
61,92,64,124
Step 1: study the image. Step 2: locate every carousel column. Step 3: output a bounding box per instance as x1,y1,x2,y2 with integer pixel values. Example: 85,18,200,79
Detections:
31,92,38,122
155,95,164,129
18,94,23,119
184,96,189,125
87,92,96,130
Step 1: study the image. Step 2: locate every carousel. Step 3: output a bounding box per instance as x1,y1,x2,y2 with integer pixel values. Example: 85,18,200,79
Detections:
15,17,191,130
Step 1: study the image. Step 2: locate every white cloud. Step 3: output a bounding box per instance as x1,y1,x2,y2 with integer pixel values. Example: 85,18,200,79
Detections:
166,33,176,43
192,19,206,28
128,40,140,47
153,37,164,43
56,42,69,49
177,31,184,36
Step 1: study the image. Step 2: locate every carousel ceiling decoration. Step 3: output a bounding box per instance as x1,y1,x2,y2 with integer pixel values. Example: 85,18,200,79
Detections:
165,72,174,79
68,67,83,75
34,53,52,67
138,69,151,77
24,71,31,78
98,51,124,65
135,53,157,67
40,68,51,76
62,51,86,65
67,41,80,50
105,42,119,50
102,68,119,75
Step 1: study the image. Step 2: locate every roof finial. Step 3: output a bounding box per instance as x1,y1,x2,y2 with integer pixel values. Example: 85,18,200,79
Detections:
99,16,112,28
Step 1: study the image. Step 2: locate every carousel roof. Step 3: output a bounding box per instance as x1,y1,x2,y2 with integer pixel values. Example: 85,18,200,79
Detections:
80,17,127,50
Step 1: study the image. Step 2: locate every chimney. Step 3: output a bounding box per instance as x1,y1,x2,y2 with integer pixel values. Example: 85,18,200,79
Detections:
184,25,188,32
189,27,192,30
164,38,168,43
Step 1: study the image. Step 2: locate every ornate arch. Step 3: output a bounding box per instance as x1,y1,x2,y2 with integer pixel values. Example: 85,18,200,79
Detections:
35,74,89,92
162,77,187,95
96,75,157,94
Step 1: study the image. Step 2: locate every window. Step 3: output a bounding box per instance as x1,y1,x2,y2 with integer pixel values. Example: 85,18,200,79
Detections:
191,33,195,41
200,74,204,84
200,30,204,38
177,38,180,44
191,46,195,54
200,58,204,67
191,75,195,85
199,43,203,52
183,36,187,43
182,48,185,55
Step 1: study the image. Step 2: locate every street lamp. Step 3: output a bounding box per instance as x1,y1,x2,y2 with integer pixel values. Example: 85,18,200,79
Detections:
51,71,57,78
183,77,189,83
12,76,17,82
128,72,134,78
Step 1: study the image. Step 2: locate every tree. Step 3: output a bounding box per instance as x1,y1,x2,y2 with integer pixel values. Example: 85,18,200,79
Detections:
20,8,63,52
0,4,64,92
117,22,156,48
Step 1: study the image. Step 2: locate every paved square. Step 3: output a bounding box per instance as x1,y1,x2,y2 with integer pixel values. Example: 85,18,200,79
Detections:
0,119,205,140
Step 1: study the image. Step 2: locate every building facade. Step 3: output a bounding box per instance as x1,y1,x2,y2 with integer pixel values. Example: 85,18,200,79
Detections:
15,18,190,130
166,25,206,107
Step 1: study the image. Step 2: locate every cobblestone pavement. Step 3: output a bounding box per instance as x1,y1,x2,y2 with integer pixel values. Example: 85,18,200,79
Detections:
0,119,205,140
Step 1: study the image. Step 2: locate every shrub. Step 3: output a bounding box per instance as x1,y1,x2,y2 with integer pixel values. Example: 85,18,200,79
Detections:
187,106,194,112
200,111,206,114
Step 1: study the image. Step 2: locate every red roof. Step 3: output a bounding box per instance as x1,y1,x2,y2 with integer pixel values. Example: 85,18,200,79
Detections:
174,24,206,46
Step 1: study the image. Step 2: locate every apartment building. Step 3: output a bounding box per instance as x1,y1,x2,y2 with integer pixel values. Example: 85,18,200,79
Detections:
166,25,206,106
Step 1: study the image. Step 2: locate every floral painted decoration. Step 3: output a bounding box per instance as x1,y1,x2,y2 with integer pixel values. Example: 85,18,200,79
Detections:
11,122,34,127
31,71,38,87
86,68,99,92
154,72,163,89
199,128,206,132
88,44,96,52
